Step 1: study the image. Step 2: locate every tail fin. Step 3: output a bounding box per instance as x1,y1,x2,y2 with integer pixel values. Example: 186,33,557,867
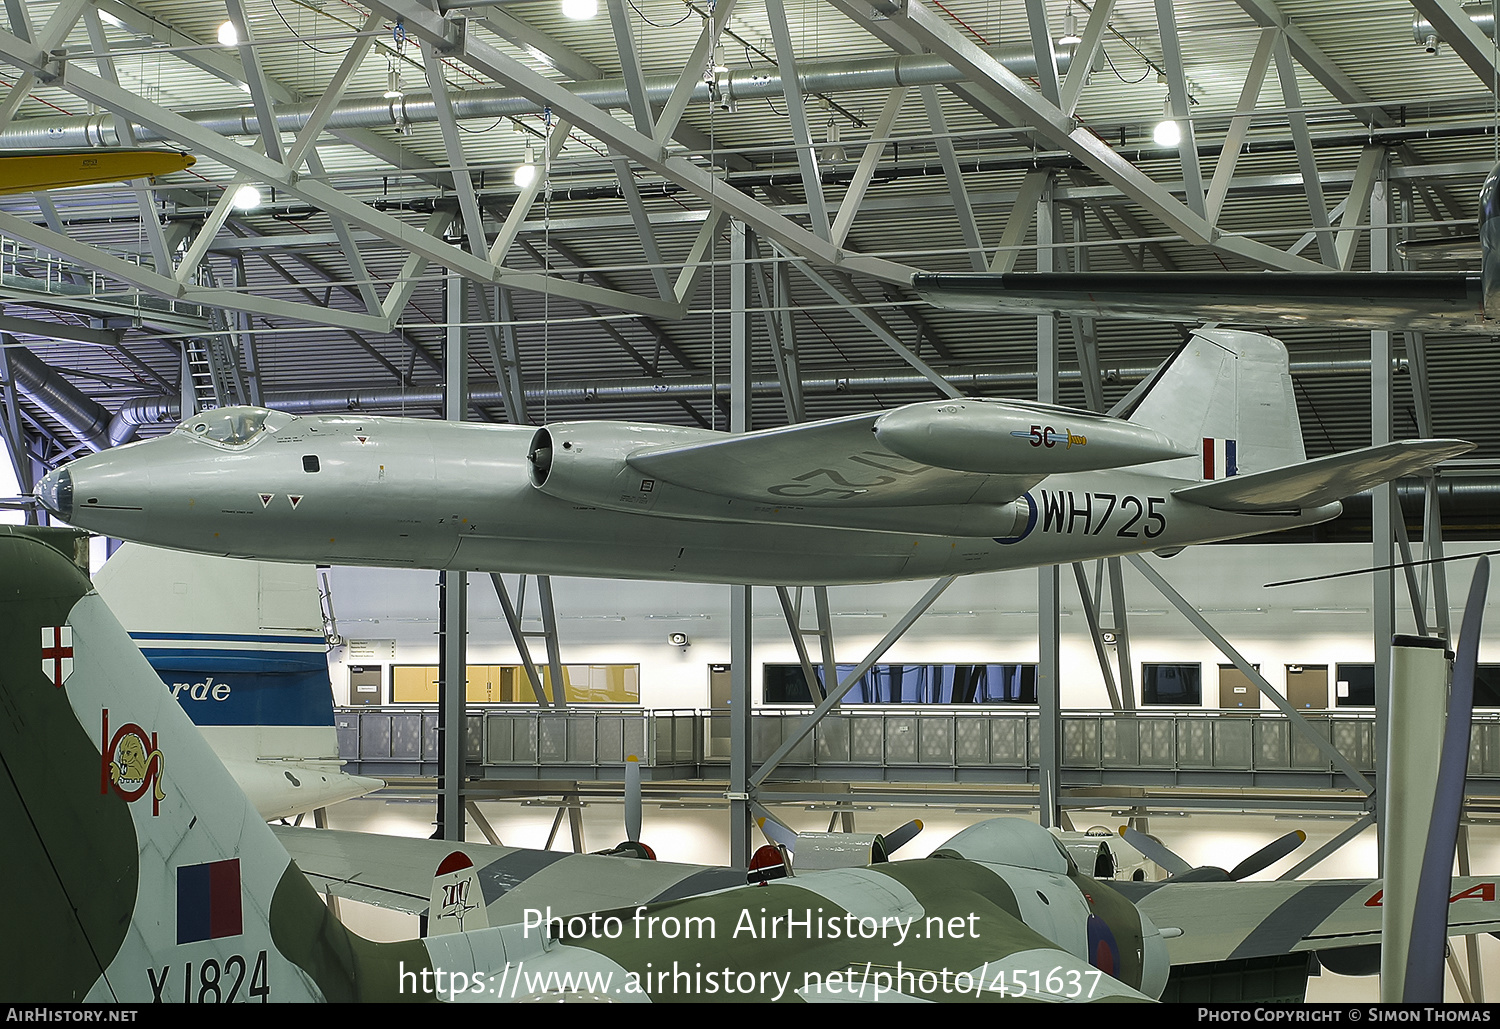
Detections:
0,532,429,1001
93,543,381,820
1126,328,1305,480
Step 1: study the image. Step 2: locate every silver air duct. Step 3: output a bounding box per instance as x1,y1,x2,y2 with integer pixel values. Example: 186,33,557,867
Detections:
3,339,113,452
0,46,1085,150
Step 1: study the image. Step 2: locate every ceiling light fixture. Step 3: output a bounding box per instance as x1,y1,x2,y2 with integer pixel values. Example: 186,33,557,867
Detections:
514,143,537,188
231,183,262,211
1153,97,1181,148
217,20,238,47
1058,4,1082,46
560,0,598,20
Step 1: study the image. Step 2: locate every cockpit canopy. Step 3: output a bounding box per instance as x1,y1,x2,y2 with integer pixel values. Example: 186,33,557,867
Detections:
176,407,290,447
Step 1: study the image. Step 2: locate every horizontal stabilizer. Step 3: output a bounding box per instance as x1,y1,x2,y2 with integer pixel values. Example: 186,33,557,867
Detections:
912,271,1483,332
1172,440,1475,513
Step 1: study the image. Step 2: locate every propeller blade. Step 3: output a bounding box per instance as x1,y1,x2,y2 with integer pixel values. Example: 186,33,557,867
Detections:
879,819,923,856
757,815,799,853
1404,556,1488,1002
1120,826,1192,877
1226,830,1306,881
624,754,642,844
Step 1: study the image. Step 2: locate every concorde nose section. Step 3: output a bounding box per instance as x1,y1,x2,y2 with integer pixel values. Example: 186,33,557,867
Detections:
34,465,72,521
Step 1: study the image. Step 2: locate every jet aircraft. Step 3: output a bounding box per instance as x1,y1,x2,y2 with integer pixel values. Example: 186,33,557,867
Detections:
9,530,1500,1003
33,327,1470,585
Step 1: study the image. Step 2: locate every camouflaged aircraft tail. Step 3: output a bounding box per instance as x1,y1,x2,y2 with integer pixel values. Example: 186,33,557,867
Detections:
0,532,431,1002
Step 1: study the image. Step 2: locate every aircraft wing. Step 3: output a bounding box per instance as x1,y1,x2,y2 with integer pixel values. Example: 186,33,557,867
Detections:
1118,876,1500,966
627,399,1189,509
1172,439,1476,513
273,825,744,922
911,272,1484,333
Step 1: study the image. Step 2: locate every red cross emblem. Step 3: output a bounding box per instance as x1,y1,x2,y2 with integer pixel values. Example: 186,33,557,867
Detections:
41,625,73,689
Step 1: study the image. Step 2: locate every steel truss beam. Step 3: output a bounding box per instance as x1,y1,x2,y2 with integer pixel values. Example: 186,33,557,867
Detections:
828,0,1327,274
362,0,914,288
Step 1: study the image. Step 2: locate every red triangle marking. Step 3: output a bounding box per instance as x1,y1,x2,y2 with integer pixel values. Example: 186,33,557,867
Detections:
259,493,274,508
288,495,303,509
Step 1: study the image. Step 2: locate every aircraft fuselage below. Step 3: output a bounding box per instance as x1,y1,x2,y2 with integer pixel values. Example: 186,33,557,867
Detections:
41,411,1340,585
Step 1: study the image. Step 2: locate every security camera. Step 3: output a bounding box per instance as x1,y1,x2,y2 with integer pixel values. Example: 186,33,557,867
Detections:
1100,630,1118,646
667,632,690,647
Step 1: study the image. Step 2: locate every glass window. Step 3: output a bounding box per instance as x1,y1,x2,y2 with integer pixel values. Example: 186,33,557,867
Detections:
762,663,1036,704
390,664,639,704
1334,663,1376,707
1142,664,1202,705
178,407,276,446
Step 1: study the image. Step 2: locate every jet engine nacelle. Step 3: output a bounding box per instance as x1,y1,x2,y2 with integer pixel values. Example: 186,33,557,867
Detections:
527,421,717,512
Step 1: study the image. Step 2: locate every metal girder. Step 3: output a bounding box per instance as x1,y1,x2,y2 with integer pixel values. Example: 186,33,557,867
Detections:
1206,27,1276,226
81,5,172,276
1231,0,1394,128
606,0,656,137
1127,554,1376,795
519,234,698,371
1072,563,1123,710
0,208,390,334
1410,0,1500,85
488,116,574,265
788,257,962,399
1059,0,1114,118
1272,32,1336,266
991,170,1052,274
91,0,451,186
764,0,833,240
775,587,827,701
830,0,1326,273
1154,0,1205,219
1336,146,1386,272
830,86,906,248
1037,189,1061,828
1278,814,1376,880
226,217,441,378
490,574,554,706
652,0,737,151
0,0,85,132
422,41,491,266
752,251,806,424
749,576,956,787
1023,0,1061,106
222,0,284,165
921,86,986,271
0,32,684,324
361,0,914,286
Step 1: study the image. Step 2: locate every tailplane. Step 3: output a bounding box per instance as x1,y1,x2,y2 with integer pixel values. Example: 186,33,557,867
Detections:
1125,328,1305,481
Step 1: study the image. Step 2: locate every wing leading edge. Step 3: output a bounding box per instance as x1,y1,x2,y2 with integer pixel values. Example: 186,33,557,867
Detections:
912,271,1484,333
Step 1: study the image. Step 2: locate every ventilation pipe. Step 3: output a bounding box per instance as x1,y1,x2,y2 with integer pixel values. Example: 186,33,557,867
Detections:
3,339,113,452
0,46,1087,150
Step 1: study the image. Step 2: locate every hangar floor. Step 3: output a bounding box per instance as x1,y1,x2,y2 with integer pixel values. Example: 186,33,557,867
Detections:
305,786,1500,1003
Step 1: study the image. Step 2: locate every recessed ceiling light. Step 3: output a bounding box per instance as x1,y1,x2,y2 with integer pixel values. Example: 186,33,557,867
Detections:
560,0,597,20
217,21,238,47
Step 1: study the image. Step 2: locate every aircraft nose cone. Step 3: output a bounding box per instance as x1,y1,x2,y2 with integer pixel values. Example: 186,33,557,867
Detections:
35,466,72,521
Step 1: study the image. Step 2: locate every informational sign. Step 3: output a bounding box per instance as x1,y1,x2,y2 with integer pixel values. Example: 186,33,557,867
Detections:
346,638,396,662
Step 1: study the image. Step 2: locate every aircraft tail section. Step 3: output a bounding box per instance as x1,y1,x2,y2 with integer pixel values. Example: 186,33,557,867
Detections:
94,543,381,820
1126,328,1305,481
0,533,432,1002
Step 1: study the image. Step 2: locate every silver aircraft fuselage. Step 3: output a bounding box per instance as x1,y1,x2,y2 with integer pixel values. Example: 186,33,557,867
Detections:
36,409,1339,585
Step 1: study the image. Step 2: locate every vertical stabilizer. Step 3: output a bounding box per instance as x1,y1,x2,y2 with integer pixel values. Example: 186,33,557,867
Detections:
94,543,380,819
0,534,439,1002
1126,329,1306,481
